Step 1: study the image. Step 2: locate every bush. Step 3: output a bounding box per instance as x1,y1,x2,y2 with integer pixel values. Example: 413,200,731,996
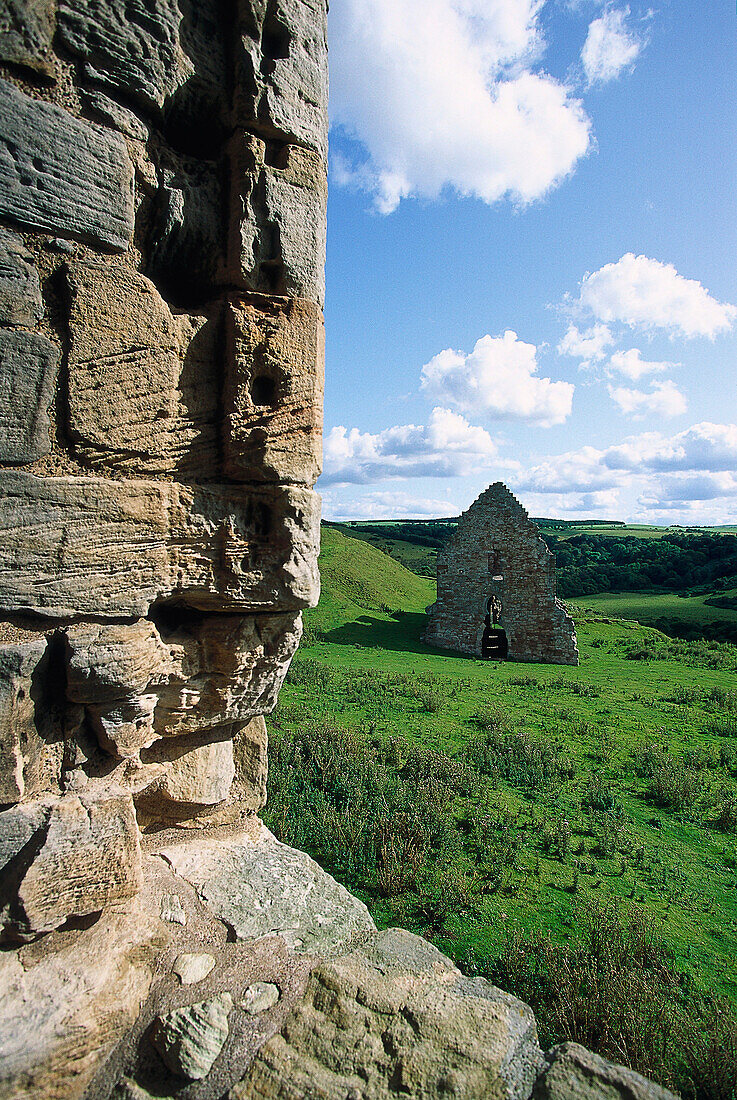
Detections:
469,902,737,1100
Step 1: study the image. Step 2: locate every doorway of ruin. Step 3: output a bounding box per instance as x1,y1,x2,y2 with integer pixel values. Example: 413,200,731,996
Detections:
481,595,508,659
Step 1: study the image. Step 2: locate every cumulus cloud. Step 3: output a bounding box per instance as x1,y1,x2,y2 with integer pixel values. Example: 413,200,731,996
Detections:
557,323,613,368
604,422,737,472
519,446,618,493
330,0,592,212
322,407,497,484
420,331,574,425
574,253,737,338
653,473,737,502
322,489,455,520
608,379,687,419
581,6,643,85
608,348,675,379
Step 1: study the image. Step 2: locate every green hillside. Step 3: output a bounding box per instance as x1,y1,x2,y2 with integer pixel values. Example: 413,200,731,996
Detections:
309,525,435,631
267,530,737,1096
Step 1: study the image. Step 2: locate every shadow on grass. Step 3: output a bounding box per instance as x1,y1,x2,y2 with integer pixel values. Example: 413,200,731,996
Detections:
322,611,472,660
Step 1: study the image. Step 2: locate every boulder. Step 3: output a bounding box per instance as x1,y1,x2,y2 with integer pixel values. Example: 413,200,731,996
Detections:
232,928,544,1100
0,80,134,251
223,294,324,485
0,787,142,942
534,1043,679,1100
156,822,376,955
153,735,236,807
0,472,320,619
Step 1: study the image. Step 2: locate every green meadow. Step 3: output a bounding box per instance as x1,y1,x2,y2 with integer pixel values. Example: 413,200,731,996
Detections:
265,527,737,1096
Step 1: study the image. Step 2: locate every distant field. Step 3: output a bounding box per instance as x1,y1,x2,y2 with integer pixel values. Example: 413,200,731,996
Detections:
569,590,737,627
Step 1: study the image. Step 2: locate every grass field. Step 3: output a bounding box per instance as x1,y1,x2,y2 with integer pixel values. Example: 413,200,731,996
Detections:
570,590,737,627
265,527,737,1094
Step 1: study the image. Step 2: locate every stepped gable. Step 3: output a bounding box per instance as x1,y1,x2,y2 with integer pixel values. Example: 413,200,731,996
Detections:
0,6,669,1098
425,482,579,665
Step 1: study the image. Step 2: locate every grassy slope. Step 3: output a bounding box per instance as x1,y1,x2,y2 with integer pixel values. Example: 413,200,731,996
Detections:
271,530,737,1005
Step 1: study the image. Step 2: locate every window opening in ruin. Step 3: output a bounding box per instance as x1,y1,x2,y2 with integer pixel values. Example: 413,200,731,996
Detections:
481,595,508,659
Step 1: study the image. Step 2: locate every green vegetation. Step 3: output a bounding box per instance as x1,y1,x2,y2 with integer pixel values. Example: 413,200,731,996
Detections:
265,526,737,1097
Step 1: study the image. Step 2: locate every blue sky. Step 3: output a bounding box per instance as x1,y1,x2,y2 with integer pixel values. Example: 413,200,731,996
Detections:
320,1,737,524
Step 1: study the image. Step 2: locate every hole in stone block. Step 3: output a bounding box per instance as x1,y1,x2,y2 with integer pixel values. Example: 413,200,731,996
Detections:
262,19,291,61
251,374,277,407
264,141,290,170
259,260,286,295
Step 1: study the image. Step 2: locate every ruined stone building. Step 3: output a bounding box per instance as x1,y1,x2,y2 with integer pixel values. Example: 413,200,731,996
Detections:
425,483,579,665
0,4,671,1098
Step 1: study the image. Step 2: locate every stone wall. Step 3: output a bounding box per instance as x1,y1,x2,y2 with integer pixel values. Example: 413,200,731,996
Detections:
425,482,579,665
0,0,325,936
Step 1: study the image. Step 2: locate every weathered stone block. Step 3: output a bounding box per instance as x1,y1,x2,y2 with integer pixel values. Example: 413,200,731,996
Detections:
0,228,44,328
66,261,219,476
81,89,150,142
234,0,329,159
151,993,232,1080
149,734,236,806
0,0,56,77
0,787,142,942
157,823,376,954
534,1042,678,1100
232,715,268,812
0,640,48,804
66,614,301,756
0,472,320,619
224,294,324,484
226,133,327,306
0,80,134,251
0,331,59,463
234,928,544,1100
57,0,226,122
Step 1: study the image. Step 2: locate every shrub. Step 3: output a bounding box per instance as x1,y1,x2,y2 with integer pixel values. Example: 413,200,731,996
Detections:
470,901,737,1100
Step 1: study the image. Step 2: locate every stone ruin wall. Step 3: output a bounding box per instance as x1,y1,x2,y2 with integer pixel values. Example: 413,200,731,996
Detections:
425,483,579,666
0,0,326,938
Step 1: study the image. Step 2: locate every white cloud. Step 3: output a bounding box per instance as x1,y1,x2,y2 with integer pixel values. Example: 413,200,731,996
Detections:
581,7,643,86
653,473,737,502
420,331,574,425
330,0,592,212
608,379,687,419
557,322,613,368
522,488,622,517
322,407,497,484
604,422,737,472
574,253,737,338
608,348,675,379
322,489,456,520
519,446,618,493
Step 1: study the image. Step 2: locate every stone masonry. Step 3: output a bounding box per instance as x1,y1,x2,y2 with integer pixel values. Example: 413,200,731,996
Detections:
425,483,579,665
